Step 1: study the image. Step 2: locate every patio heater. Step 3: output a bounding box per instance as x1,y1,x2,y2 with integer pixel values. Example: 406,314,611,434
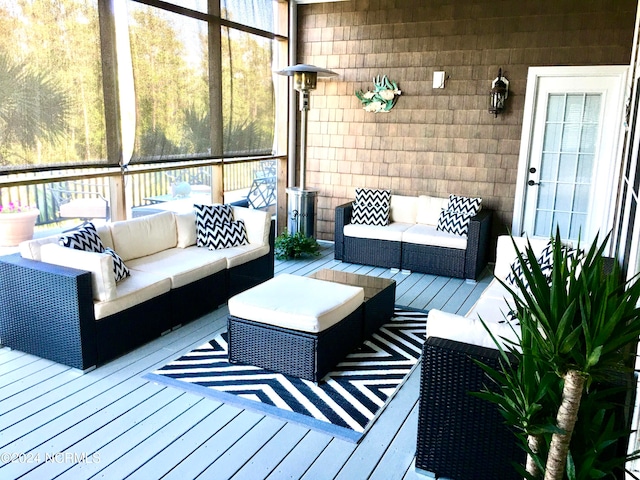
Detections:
276,64,337,237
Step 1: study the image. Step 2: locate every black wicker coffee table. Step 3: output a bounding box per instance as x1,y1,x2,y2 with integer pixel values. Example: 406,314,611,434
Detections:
309,269,396,338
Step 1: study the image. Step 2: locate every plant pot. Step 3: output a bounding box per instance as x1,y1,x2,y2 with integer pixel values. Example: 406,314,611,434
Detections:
0,208,40,246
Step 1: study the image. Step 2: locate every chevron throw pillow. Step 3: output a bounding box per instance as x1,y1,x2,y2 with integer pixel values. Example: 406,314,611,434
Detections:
104,247,130,282
59,222,105,252
505,241,554,289
355,188,391,205
195,204,234,247
447,194,482,217
351,201,390,226
436,210,472,237
207,220,248,250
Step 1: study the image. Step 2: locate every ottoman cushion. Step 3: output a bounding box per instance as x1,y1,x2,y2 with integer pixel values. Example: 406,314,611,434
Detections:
228,273,364,333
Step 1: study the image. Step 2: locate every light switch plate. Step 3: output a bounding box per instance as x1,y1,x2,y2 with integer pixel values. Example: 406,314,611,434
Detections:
433,71,445,89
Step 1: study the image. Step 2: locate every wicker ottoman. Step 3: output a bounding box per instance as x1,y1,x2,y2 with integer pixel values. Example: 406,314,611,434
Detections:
227,274,365,382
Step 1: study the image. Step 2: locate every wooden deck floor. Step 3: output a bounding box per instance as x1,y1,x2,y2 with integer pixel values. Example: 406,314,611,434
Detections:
0,240,621,479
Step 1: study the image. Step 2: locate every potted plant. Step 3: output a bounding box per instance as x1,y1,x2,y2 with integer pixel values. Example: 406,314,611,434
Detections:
0,202,40,246
476,230,640,479
274,230,320,260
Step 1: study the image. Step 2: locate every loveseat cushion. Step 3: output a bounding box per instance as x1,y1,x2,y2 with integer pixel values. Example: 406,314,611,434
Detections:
200,243,269,269
415,195,449,226
402,224,467,250
126,247,227,289
389,195,418,223
494,235,552,281
344,221,413,242
426,309,520,350
175,211,197,248
110,211,177,262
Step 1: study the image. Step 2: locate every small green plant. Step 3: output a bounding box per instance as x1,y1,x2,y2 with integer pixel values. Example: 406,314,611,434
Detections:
274,230,320,260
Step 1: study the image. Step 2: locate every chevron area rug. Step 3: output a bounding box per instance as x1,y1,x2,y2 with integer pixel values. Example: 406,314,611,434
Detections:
144,307,427,442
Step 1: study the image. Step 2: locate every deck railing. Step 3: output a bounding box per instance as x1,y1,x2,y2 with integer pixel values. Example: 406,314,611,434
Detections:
0,159,269,227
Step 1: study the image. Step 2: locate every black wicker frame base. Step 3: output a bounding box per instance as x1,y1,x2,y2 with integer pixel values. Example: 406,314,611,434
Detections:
416,337,525,480
227,305,364,383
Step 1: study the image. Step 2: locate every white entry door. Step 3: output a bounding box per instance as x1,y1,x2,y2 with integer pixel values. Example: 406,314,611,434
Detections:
513,66,628,247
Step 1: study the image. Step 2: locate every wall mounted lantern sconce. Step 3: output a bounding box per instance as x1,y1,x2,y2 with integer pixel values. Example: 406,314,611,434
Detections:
489,68,509,117
276,64,337,237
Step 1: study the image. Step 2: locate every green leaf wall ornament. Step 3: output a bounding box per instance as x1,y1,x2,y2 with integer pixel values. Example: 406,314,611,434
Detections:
355,75,401,113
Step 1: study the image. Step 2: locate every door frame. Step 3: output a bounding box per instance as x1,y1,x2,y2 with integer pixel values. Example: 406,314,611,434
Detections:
512,65,628,248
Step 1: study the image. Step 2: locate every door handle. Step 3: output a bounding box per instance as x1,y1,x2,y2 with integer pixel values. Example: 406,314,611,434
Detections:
528,180,539,186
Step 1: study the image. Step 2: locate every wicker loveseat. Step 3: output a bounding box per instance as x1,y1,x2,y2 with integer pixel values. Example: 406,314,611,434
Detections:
0,206,274,371
334,194,492,280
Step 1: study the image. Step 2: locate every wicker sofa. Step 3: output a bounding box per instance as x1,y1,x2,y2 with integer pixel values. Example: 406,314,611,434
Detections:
334,194,492,279
415,236,634,479
0,206,274,371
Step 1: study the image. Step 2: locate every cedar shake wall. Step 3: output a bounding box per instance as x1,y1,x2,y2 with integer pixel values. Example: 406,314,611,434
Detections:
296,0,636,242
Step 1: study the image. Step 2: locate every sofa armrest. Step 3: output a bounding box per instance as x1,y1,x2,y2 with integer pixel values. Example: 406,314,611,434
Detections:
0,253,97,370
465,208,493,279
334,202,354,260
416,336,524,479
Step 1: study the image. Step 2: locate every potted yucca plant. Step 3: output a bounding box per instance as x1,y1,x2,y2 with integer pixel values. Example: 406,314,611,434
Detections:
476,230,640,479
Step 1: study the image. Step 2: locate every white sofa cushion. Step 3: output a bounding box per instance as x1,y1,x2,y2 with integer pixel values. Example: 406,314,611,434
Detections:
344,221,413,242
402,224,467,250
232,206,271,247
110,211,177,262
94,270,171,320
19,224,114,261
228,273,364,333
426,309,520,350
40,243,116,302
126,247,227,289
205,244,270,269
175,211,197,248
415,195,448,226
494,235,551,281
389,195,418,223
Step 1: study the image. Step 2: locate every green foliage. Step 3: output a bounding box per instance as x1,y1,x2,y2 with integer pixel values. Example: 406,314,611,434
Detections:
274,231,320,260
476,229,640,479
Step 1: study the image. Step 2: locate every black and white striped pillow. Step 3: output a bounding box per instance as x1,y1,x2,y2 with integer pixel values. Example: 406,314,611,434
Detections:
447,194,482,217
104,247,130,282
59,222,105,252
436,210,472,237
195,204,234,247
355,188,391,205
207,220,248,250
351,201,390,226
506,241,554,289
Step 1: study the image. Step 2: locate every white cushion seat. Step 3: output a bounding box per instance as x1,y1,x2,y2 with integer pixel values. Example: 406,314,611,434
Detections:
126,247,227,289
401,223,468,250
344,221,413,242
228,273,364,333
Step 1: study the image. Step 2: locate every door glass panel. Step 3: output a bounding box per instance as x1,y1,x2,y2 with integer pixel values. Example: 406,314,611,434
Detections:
543,124,562,151
533,93,601,240
547,95,565,121
580,124,597,153
584,94,600,122
577,154,594,182
564,96,584,122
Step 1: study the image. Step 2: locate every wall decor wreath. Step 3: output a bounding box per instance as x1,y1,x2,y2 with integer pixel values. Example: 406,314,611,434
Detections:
355,75,401,113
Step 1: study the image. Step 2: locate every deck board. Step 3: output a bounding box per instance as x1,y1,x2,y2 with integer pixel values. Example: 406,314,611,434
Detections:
0,241,498,480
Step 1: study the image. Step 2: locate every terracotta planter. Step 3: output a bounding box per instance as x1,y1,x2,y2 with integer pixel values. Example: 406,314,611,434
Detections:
0,208,40,247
